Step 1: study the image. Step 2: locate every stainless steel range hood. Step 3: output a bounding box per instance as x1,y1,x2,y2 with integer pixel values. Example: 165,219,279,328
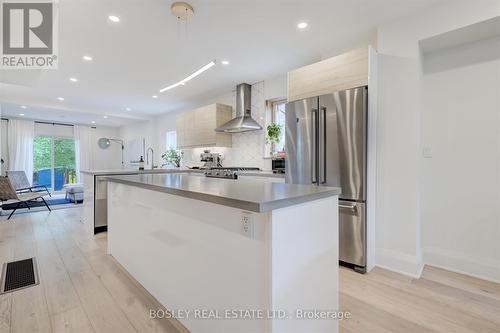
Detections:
215,83,263,133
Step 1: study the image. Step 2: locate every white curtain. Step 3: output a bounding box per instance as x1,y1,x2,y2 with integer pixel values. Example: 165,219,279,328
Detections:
7,119,35,184
74,125,94,183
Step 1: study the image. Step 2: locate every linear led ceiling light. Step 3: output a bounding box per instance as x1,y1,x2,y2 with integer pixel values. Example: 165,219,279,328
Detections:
159,60,216,93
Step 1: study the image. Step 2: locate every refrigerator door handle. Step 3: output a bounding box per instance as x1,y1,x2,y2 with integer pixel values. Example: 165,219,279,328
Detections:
311,108,318,184
319,106,327,184
339,203,357,211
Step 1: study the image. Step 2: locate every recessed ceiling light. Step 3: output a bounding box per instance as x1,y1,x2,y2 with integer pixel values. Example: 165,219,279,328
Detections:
126,107,132,111
20,105,27,109
57,97,65,101
103,115,108,119
91,121,96,124
152,95,158,99
297,22,308,29
69,77,78,82
108,15,120,23
221,60,229,65
83,55,93,61
160,60,216,93
19,113,25,116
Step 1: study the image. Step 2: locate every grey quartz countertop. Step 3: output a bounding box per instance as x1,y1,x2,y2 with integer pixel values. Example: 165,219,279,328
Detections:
80,168,198,176
104,173,340,213
236,171,285,178
80,168,282,178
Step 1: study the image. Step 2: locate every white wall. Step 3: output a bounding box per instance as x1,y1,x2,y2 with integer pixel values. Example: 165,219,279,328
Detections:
119,119,156,167
374,54,422,276
321,29,378,60
35,122,73,137
119,75,287,170
375,0,500,278
90,126,123,170
421,37,500,281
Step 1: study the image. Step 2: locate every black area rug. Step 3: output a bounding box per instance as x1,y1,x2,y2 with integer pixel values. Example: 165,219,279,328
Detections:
1,198,82,210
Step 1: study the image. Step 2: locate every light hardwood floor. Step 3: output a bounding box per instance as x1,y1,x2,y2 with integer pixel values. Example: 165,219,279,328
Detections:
1,208,499,333
0,208,188,333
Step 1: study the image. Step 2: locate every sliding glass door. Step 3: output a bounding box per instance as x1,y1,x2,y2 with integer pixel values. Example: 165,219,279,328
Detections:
33,136,76,192
54,138,77,190
33,136,53,191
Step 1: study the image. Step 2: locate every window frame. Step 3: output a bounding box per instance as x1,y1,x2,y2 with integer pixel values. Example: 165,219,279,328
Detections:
165,130,177,150
270,99,287,154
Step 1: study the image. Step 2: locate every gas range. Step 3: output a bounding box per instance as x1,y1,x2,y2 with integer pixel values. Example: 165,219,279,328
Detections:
204,167,260,180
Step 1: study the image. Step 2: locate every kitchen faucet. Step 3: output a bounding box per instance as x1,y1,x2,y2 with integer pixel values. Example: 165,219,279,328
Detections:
146,147,154,170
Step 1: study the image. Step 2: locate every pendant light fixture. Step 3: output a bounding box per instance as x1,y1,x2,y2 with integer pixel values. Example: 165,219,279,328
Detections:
171,2,194,38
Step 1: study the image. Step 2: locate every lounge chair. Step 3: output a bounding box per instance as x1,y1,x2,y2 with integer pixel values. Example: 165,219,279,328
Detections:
6,170,51,196
0,176,51,220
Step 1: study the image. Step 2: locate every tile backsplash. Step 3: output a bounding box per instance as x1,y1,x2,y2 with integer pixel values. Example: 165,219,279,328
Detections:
181,81,272,170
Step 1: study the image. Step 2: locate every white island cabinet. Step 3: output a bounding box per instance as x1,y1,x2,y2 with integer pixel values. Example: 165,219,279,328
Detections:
106,173,340,333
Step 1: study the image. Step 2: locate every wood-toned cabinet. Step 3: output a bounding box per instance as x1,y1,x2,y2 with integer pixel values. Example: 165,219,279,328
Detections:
176,103,232,148
287,47,369,102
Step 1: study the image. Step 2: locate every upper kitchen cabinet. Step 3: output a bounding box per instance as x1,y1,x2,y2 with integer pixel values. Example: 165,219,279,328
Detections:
287,47,369,102
176,103,233,148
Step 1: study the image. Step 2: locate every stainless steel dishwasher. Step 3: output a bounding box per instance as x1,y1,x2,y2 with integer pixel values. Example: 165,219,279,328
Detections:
94,176,109,231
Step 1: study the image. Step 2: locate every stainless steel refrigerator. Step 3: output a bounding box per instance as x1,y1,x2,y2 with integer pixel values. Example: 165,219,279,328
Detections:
285,86,367,273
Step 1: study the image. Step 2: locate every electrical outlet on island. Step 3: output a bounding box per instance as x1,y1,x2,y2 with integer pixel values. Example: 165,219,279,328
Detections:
241,212,254,238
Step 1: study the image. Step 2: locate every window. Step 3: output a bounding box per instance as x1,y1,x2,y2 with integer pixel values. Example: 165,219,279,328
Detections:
33,136,76,192
166,131,177,150
271,100,286,153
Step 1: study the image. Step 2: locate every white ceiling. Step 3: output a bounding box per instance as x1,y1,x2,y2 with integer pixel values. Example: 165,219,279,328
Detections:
0,0,445,127
0,103,137,127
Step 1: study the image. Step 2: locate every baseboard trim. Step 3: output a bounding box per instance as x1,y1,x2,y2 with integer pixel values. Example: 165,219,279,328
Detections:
423,247,500,283
375,247,423,278
94,225,107,234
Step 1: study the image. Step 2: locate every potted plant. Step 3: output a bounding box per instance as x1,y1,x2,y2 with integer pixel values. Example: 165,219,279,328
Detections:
266,123,282,156
161,148,183,168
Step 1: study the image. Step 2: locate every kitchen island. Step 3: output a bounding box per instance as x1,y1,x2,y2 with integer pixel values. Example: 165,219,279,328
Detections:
106,173,340,333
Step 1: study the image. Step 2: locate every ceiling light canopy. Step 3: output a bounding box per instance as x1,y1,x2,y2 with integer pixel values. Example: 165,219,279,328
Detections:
19,113,25,116
103,115,108,119
83,55,93,61
221,60,230,65
171,2,194,21
20,105,27,109
57,97,64,101
69,77,78,82
297,22,308,29
159,60,216,93
152,95,158,99
108,15,120,23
